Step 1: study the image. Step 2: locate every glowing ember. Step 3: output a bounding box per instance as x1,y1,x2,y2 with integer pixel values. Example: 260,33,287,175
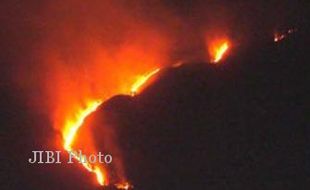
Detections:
115,182,133,190
62,100,107,186
171,61,183,68
130,68,160,95
274,33,285,42
208,39,230,63
274,28,297,42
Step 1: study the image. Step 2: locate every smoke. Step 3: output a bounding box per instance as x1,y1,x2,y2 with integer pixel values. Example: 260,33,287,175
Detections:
2,0,306,94
28,1,178,184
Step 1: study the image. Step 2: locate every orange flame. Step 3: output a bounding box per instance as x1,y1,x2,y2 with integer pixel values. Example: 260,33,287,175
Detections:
19,1,170,187
61,67,161,187
208,39,230,63
63,100,102,150
62,100,107,186
130,68,161,96
115,182,133,190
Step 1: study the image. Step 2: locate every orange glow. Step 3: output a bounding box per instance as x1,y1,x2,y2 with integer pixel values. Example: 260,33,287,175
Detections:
130,68,161,95
94,166,105,186
62,100,107,186
33,3,170,186
171,61,183,68
208,39,230,63
63,100,102,150
60,67,161,187
46,38,168,187
115,182,133,190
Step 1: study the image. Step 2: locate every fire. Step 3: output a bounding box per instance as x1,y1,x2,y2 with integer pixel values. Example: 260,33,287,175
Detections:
115,182,133,190
62,100,107,186
63,100,102,150
61,67,161,188
22,1,169,187
274,33,285,42
274,28,297,43
94,166,105,186
208,39,230,63
130,68,161,95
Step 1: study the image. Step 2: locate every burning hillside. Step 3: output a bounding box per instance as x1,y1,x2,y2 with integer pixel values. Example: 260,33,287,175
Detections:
0,0,308,189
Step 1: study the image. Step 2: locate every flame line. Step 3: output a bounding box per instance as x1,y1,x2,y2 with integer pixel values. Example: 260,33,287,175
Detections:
212,42,229,63
130,68,160,95
63,100,106,186
62,68,161,188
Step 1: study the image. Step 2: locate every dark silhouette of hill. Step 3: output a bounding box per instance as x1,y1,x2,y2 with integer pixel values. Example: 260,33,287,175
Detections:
95,29,309,190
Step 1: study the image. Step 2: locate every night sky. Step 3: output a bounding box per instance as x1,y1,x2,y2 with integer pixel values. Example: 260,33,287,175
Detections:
1,1,309,189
